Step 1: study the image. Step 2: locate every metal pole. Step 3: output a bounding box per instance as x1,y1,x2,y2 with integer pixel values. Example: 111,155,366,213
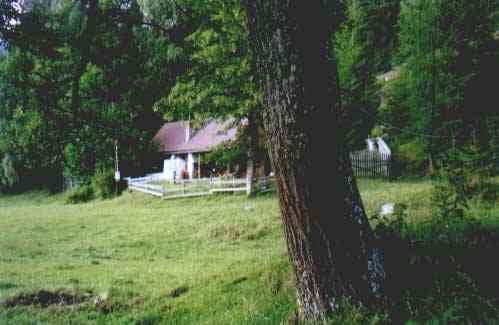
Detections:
115,140,119,196
115,141,119,173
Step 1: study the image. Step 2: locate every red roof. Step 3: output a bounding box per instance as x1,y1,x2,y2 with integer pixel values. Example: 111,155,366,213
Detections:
153,119,238,154
153,121,190,153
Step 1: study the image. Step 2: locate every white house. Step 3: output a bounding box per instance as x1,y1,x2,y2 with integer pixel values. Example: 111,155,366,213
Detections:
153,120,238,181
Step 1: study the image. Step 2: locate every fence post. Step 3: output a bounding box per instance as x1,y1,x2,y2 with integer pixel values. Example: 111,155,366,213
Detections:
369,151,373,178
388,154,393,181
376,152,379,177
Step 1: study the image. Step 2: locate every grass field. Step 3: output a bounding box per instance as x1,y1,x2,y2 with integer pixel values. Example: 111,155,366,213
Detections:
0,179,498,324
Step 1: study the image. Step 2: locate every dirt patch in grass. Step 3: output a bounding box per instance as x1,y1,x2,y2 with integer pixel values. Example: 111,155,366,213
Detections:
3,289,94,308
210,224,243,241
231,277,248,285
167,286,189,298
243,225,271,241
209,223,271,242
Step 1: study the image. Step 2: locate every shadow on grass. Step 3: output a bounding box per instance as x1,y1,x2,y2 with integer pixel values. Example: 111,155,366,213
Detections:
0,283,17,291
378,221,499,323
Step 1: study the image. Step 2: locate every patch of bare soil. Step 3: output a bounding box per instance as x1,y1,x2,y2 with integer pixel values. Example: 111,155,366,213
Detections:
3,290,94,308
167,286,189,298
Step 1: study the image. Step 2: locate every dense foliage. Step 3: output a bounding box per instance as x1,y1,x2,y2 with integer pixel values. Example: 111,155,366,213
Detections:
64,184,94,204
159,0,261,122
379,0,499,174
1,0,498,186
335,0,400,149
0,0,177,191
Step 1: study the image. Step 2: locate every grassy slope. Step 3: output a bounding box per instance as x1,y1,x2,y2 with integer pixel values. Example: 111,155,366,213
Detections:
0,188,294,324
0,179,497,324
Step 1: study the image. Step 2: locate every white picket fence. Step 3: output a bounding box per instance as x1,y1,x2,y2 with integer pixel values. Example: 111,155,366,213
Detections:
127,175,275,200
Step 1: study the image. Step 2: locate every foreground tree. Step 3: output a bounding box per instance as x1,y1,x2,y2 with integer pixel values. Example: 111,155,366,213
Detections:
246,0,384,322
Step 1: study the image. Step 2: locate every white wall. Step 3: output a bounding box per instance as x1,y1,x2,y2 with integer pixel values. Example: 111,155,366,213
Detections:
187,153,194,179
163,156,187,181
367,138,376,151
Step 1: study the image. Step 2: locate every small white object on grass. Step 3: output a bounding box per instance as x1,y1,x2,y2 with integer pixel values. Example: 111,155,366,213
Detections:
94,293,107,305
380,203,395,216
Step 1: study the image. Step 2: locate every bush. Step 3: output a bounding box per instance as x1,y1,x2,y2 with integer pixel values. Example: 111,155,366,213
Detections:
65,185,94,204
479,181,497,203
1,154,19,189
432,146,494,214
432,168,470,223
91,169,126,199
393,140,427,175
372,203,412,242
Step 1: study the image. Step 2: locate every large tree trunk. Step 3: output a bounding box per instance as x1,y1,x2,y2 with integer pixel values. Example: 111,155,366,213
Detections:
246,1,384,321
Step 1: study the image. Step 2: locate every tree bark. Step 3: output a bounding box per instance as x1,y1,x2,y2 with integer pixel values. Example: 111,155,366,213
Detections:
246,108,259,197
246,153,255,196
245,1,384,322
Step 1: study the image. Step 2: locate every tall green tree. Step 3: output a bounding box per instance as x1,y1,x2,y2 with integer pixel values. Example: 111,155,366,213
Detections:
159,0,260,121
0,0,178,189
0,46,69,191
381,0,498,171
335,0,380,149
142,0,265,194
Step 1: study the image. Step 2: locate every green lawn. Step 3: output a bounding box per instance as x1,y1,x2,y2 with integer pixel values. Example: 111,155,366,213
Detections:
0,179,498,324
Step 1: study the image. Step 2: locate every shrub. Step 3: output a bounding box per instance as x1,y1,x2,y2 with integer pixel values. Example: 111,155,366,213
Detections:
65,185,94,204
1,154,19,189
393,140,427,175
432,167,470,223
204,141,248,174
63,143,97,184
372,203,412,243
91,168,126,199
431,145,494,223
479,181,497,203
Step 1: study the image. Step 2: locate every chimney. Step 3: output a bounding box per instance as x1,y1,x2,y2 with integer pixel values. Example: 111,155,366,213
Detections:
185,121,190,143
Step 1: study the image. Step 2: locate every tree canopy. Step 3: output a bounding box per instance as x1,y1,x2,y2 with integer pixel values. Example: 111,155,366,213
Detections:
0,0,497,186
